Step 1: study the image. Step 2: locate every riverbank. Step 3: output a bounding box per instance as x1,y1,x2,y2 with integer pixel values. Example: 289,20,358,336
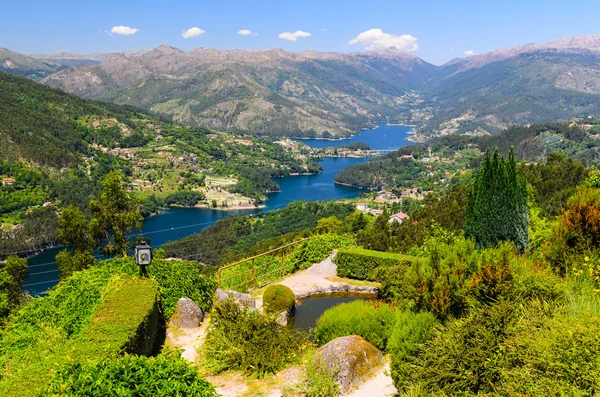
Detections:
334,180,375,190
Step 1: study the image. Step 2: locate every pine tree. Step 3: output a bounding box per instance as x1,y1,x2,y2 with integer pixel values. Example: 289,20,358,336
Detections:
465,148,529,251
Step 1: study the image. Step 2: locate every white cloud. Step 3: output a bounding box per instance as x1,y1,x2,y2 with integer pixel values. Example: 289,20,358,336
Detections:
109,26,139,36
182,27,206,39
238,29,252,36
464,50,476,56
278,30,312,41
348,28,418,51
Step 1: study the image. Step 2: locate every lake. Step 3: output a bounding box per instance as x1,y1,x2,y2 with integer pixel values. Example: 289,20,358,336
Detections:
296,124,415,150
23,124,414,295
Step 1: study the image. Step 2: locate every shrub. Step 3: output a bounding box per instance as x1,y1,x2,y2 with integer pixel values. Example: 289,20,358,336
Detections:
404,301,518,395
42,352,218,397
294,234,355,270
202,300,304,377
391,239,518,319
313,300,396,351
334,247,415,281
303,356,339,397
141,258,217,317
400,292,600,396
545,187,600,274
263,284,296,314
370,264,411,303
388,310,438,391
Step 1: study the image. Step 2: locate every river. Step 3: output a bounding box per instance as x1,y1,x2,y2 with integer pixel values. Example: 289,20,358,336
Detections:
23,124,414,295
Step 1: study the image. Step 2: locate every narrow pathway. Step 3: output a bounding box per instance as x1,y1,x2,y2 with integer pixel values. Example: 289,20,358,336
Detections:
345,362,397,397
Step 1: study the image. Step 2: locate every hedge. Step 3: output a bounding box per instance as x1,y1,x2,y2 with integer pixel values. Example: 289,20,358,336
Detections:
334,247,417,280
0,276,159,397
69,277,161,358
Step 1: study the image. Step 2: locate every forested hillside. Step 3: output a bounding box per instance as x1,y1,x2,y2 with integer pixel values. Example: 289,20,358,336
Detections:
335,121,600,190
0,72,322,255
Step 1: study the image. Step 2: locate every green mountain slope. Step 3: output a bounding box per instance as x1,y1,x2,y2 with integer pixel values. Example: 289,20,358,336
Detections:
335,121,600,190
0,72,323,231
0,71,155,167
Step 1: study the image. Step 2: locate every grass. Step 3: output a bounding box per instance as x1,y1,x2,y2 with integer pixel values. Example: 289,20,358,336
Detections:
325,276,381,288
206,176,238,186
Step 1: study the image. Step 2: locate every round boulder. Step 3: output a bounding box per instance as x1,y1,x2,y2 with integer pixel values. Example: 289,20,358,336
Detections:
313,335,384,394
214,288,256,309
170,297,203,328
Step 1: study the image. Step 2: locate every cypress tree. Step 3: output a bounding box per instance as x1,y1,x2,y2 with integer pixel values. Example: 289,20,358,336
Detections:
465,148,529,251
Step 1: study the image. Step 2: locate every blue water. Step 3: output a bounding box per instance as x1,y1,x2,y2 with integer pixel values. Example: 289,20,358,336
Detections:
23,124,413,295
297,124,415,150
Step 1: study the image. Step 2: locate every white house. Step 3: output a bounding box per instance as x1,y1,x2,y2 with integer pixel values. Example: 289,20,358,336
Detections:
356,202,368,211
389,211,410,224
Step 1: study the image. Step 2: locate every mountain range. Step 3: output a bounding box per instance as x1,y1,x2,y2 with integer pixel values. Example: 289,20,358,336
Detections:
4,35,600,138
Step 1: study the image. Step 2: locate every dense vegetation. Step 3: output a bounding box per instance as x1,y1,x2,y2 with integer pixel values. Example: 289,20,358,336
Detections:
0,257,217,396
163,201,354,266
295,148,600,396
43,353,218,397
202,300,305,377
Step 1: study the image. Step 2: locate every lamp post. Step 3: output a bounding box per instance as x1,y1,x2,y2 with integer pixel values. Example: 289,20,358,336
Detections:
134,241,153,276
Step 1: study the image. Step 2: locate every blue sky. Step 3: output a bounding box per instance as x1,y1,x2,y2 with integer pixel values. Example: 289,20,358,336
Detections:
2,0,598,65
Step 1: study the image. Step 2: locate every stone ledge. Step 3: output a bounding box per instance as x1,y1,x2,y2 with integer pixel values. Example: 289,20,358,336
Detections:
294,284,379,300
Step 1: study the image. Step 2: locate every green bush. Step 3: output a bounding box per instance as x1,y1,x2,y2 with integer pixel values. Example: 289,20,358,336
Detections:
42,352,218,396
202,300,304,377
263,284,296,314
334,247,414,280
403,301,517,395
142,258,217,317
388,310,438,392
294,234,355,270
313,300,396,351
399,293,600,396
303,356,339,397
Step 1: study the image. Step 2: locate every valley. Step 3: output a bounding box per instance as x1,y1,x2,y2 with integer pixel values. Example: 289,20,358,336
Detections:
3,35,600,141
4,7,600,394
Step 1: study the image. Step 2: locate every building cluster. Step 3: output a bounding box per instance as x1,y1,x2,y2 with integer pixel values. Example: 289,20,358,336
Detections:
355,201,411,224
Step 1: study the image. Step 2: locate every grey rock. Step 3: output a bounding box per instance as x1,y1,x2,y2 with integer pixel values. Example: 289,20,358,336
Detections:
276,311,289,327
171,297,203,328
313,335,384,394
214,288,256,309
295,284,379,300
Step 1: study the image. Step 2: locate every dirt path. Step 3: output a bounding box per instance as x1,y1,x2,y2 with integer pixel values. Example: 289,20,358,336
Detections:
165,320,209,363
345,362,397,397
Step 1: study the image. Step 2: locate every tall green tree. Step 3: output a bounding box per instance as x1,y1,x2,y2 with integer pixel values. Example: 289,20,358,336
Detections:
0,255,28,321
89,171,143,256
56,205,97,278
465,148,529,251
